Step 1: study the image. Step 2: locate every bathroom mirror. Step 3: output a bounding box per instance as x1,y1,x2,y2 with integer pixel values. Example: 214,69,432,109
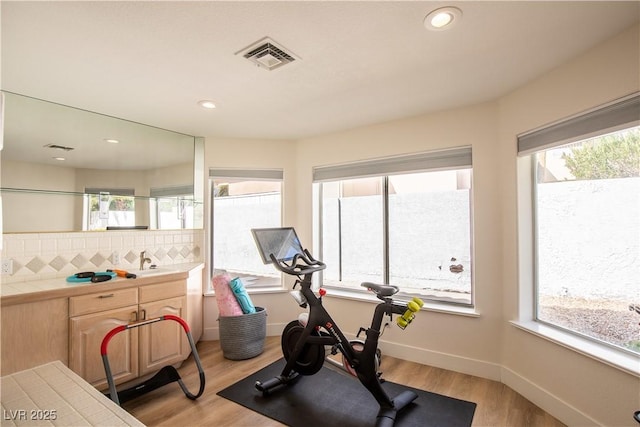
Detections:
0,91,203,232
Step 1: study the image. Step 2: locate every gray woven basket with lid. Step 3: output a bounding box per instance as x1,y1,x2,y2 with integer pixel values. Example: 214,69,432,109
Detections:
219,306,267,360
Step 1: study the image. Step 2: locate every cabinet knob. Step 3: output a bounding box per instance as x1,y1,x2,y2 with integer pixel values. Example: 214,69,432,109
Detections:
98,293,115,299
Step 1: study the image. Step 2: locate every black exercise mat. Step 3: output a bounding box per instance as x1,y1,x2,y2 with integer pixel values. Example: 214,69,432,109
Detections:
217,358,476,427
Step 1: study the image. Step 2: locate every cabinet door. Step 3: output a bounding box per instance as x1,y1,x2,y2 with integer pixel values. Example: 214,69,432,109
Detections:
69,305,139,389
138,296,188,376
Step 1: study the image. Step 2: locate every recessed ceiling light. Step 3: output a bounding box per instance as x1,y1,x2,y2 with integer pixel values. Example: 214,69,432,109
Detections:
53,157,66,161
424,7,462,31
105,138,120,144
198,100,216,109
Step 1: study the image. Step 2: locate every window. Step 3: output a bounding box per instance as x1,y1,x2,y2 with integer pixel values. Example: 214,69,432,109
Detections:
314,148,474,306
210,169,283,288
150,185,195,230
518,93,640,355
84,188,135,231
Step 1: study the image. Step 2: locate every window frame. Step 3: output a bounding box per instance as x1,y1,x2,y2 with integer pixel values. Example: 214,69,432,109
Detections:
313,147,475,308
515,92,640,372
208,168,285,292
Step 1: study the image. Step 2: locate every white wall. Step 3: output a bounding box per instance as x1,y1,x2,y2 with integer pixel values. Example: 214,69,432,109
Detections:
498,24,640,427
202,24,640,426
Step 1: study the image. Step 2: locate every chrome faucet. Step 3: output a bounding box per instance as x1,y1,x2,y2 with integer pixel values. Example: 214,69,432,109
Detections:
139,251,152,270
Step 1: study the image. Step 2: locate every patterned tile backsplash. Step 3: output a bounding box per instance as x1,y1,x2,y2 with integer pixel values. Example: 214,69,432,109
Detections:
0,229,205,284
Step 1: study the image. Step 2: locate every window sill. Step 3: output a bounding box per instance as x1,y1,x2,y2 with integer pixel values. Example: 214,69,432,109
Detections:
510,320,640,378
324,287,480,318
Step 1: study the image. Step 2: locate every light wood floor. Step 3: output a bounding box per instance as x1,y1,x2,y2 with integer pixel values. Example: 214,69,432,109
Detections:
124,336,566,427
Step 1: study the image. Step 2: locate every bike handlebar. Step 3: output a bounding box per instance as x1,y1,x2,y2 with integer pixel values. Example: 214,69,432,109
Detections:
269,249,326,276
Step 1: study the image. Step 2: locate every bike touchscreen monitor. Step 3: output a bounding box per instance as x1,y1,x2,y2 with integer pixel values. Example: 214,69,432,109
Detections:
251,227,304,264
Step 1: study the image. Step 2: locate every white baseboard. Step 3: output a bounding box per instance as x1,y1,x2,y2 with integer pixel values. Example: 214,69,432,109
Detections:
376,338,503,382
501,366,600,427
206,321,502,381
203,325,502,380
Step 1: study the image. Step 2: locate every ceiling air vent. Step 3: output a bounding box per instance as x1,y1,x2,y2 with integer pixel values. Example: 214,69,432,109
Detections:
236,37,299,71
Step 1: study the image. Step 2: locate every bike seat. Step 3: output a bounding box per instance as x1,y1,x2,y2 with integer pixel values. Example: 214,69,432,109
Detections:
361,282,399,297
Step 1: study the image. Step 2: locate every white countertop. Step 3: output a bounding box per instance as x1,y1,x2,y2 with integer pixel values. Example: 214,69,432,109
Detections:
0,361,145,427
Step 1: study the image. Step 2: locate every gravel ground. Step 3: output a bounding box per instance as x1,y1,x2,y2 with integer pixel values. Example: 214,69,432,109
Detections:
538,296,640,352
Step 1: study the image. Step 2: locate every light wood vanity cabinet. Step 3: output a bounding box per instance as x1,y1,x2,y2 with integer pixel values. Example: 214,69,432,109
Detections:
0,264,202,379
69,280,188,389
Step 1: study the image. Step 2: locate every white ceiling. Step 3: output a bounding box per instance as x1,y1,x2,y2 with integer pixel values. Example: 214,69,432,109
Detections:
2,1,639,141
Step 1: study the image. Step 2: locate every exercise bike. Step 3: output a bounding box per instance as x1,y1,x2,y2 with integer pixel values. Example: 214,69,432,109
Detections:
251,227,424,427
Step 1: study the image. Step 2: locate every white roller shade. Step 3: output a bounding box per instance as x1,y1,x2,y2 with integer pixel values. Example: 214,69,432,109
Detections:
312,146,472,182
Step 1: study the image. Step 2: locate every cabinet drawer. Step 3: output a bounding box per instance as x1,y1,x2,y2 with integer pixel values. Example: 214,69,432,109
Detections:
139,280,185,303
69,288,138,317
